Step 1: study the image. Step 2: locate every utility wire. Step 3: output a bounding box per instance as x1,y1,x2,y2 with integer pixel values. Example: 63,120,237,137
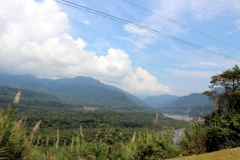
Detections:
56,0,240,62
122,0,240,51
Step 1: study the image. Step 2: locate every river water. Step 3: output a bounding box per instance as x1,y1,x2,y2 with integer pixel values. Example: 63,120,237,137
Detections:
163,113,193,121
163,114,193,145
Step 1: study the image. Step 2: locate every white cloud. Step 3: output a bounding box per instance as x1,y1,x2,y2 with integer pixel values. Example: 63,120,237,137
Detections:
122,25,156,49
0,0,171,95
166,69,215,78
83,20,90,25
174,61,218,68
120,67,172,94
164,45,237,70
122,0,240,49
124,24,150,36
151,0,240,21
235,19,240,28
198,61,217,67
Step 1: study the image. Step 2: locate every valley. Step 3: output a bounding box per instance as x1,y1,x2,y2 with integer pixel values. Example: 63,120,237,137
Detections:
0,73,222,160
0,74,192,141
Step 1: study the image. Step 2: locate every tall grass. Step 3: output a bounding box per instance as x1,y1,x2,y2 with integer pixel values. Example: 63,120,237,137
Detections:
0,91,28,159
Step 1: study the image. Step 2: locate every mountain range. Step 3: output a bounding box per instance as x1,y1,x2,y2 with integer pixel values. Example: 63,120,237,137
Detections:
143,95,179,108
0,74,216,115
158,93,215,117
0,86,82,109
0,74,148,110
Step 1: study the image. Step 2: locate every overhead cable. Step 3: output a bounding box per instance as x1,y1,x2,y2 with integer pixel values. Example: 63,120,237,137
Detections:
122,0,240,51
55,0,240,62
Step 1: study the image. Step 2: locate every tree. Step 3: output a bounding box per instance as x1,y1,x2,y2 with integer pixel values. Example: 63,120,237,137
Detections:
203,65,240,114
95,124,124,159
180,66,240,154
202,65,240,151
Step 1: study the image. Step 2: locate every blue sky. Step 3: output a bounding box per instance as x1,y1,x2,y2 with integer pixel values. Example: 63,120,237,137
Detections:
0,0,240,97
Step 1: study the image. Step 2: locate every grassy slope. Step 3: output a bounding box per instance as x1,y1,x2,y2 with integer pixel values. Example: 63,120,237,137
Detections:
173,147,240,160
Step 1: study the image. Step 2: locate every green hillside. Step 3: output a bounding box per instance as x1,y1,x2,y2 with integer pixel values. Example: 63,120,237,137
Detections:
0,74,148,110
0,86,82,109
159,93,215,117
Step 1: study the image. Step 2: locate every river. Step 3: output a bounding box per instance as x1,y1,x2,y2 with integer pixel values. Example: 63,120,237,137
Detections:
163,114,193,145
163,113,193,121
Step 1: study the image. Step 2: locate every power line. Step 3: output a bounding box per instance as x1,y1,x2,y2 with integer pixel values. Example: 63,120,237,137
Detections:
122,0,240,51
55,0,240,62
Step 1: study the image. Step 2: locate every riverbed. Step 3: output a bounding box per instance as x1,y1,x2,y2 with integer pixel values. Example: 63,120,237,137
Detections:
163,113,193,121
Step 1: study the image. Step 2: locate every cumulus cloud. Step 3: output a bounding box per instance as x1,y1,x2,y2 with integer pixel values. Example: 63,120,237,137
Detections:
120,67,171,94
0,0,171,95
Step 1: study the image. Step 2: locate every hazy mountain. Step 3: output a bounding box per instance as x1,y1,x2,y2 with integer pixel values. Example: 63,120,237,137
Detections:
105,84,148,107
143,95,179,108
159,93,215,117
0,74,148,110
0,74,51,92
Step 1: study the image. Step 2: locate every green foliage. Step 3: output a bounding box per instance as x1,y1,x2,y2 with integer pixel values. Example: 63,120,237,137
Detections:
135,129,182,159
204,112,240,152
0,86,83,109
179,120,207,155
0,104,29,159
180,112,240,155
202,65,240,151
159,93,215,117
180,65,240,156
0,101,188,159
12,106,189,141
203,65,240,114
96,124,124,145
0,74,148,109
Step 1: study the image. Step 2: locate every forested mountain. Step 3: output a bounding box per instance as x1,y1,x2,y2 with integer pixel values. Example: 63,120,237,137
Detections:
0,74,148,110
0,86,82,108
143,94,179,108
159,93,215,117
105,84,148,107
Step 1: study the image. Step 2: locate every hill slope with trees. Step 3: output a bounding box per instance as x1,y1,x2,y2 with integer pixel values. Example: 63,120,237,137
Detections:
0,74,148,110
159,93,215,117
143,94,179,108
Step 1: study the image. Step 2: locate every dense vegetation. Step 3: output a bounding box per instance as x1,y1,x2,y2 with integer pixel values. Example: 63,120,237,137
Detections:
1,66,240,159
0,95,189,159
0,86,189,141
19,107,190,140
0,74,148,108
179,65,240,155
0,86,83,109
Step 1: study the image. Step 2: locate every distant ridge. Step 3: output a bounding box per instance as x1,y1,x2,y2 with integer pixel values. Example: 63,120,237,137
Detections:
143,94,179,108
0,74,148,110
159,93,215,117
